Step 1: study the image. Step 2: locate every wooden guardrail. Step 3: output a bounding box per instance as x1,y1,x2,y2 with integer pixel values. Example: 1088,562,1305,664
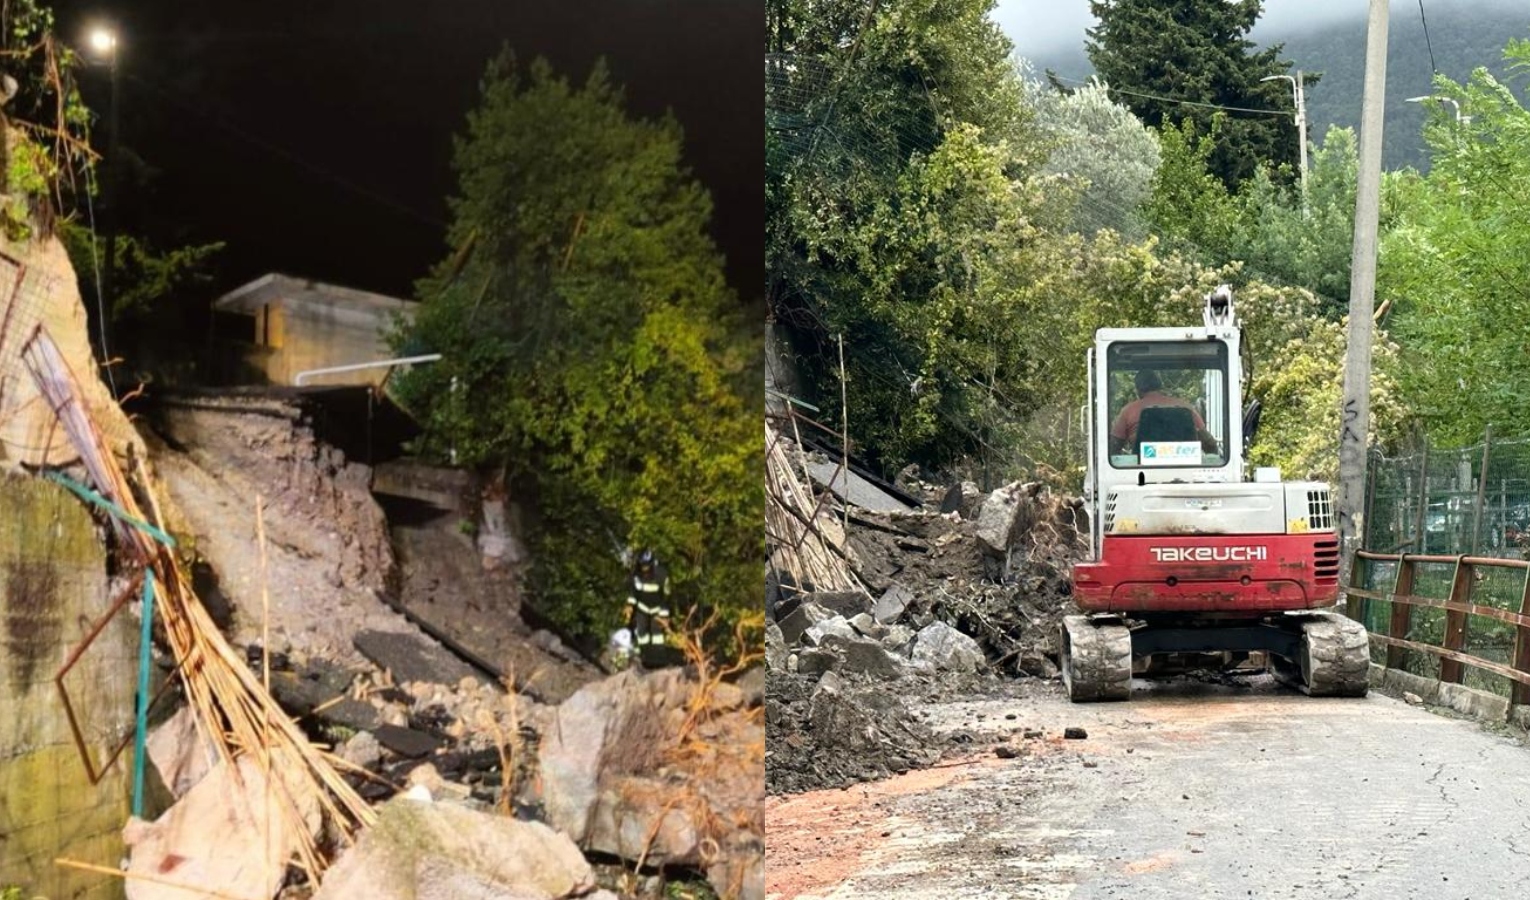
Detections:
1346,550,1530,705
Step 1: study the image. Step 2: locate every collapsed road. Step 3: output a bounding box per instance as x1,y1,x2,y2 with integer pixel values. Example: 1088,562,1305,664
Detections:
763,426,1530,899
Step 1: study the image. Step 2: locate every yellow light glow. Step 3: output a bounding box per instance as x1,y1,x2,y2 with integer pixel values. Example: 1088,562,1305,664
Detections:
87,28,116,55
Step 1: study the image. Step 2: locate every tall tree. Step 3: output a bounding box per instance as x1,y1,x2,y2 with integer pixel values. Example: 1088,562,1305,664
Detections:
1144,117,1357,314
394,53,759,645
767,0,1049,472
1086,0,1309,189
1380,39,1530,445
1026,75,1162,239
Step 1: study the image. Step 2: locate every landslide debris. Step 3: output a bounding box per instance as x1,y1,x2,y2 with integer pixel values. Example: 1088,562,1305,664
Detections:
765,669,940,794
146,393,407,665
766,426,1088,795
139,395,760,898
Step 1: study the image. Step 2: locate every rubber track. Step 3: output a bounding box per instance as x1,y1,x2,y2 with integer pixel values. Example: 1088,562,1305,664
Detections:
1061,615,1132,702
1274,611,1370,697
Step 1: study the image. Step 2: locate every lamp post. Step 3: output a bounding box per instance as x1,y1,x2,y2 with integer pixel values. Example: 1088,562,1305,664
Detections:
1262,71,1308,200
86,26,119,332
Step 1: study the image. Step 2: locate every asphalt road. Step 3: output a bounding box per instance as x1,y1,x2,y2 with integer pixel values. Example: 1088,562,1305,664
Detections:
765,675,1530,900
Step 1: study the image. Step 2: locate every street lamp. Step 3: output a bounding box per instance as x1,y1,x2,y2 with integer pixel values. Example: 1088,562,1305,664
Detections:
1405,95,1464,125
87,27,116,55
1261,71,1308,201
84,25,120,352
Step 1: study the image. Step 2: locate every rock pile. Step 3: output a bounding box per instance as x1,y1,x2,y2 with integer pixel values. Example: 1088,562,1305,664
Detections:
137,399,760,898
147,660,764,899
766,475,1088,795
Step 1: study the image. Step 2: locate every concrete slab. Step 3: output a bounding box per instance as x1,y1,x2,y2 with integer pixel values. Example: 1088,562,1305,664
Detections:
373,724,445,759
806,460,917,513
354,629,485,688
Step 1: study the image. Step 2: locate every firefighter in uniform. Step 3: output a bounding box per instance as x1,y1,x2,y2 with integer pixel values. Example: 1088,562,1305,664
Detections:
626,549,673,668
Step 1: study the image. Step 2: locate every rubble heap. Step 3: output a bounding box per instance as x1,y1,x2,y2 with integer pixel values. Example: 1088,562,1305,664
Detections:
0,201,762,897
765,426,1088,795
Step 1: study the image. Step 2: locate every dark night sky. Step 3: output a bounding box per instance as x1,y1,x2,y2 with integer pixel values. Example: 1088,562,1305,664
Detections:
52,1,763,303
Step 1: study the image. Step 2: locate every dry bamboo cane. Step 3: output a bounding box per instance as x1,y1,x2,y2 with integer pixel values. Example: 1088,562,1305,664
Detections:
26,325,374,888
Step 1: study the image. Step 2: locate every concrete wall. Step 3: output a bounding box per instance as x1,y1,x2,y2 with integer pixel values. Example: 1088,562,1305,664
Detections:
0,475,135,899
1369,662,1530,733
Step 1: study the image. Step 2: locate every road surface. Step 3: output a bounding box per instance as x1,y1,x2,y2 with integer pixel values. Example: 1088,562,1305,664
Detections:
766,675,1530,899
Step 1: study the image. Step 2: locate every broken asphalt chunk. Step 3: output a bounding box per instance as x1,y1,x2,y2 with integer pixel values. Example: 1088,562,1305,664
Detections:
373,723,445,759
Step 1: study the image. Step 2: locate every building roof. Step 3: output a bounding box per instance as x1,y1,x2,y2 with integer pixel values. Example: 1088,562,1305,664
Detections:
212,273,416,317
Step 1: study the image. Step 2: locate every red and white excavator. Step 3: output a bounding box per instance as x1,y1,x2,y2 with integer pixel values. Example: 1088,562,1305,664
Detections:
1062,286,1370,701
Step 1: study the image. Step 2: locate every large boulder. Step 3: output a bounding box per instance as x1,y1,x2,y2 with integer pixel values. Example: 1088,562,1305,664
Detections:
803,591,871,618
765,622,788,672
794,647,840,677
145,706,215,801
776,601,833,646
313,797,593,900
125,752,321,900
873,583,913,625
820,635,902,678
535,669,763,897
912,621,986,673
803,615,857,647
974,481,1043,555
711,848,765,900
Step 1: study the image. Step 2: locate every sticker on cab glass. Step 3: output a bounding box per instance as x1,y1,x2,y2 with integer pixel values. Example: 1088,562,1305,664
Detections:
1140,441,1202,467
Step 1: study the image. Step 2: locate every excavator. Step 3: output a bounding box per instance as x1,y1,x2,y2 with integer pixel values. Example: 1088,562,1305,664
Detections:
1062,286,1370,701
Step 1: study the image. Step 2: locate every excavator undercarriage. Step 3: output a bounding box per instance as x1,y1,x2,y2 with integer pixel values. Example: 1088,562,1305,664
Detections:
1060,611,1370,702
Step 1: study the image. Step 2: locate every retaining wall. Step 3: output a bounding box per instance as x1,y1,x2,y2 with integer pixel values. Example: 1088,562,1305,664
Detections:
0,474,135,898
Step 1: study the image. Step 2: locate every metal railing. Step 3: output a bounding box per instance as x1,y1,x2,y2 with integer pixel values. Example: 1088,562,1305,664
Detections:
1346,550,1530,705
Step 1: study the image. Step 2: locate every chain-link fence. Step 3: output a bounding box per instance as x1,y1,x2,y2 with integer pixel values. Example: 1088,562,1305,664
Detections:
1357,431,1530,698
1364,432,1530,558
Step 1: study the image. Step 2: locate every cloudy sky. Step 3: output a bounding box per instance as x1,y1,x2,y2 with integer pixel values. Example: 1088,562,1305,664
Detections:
993,0,1512,58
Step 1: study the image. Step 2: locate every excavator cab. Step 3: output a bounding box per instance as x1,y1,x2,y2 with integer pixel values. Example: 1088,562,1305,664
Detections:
1100,340,1230,473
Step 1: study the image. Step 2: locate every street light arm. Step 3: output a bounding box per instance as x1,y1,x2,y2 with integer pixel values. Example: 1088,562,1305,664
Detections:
1261,73,1308,203
1406,95,1463,124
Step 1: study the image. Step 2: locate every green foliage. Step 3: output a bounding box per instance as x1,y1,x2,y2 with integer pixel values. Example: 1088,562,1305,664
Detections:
2,0,94,213
393,52,759,650
58,223,223,323
3,136,54,240
1234,284,1406,483
664,878,719,900
1025,75,1161,238
1086,0,1311,189
1229,127,1356,312
1380,39,1530,446
1142,118,1242,256
768,0,1414,494
1145,118,1357,314
769,0,1058,473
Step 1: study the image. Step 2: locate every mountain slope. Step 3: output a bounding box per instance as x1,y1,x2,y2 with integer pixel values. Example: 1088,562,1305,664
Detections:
1018,1,1529,172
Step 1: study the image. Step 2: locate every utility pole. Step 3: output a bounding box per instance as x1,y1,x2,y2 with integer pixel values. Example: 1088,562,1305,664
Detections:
1337,0,1388,583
